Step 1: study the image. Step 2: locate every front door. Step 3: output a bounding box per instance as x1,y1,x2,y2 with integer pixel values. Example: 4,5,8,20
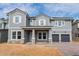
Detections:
37,31,47,40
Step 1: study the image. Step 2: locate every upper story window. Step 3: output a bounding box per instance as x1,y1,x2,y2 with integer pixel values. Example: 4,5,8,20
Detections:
30,20,34,26
57,21,65,27
54,21,65,27
39,19,46,26
13,15,21,24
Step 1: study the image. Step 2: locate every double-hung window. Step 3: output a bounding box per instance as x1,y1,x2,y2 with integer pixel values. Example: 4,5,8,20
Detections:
57,21,65,27
38,31,47,40
12,31,21,39
39,19,46,26
13,15,21,24
17,31,21,39
12,31,16,39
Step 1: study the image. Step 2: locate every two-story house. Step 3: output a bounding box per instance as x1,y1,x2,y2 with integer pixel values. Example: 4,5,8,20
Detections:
6,8,73,44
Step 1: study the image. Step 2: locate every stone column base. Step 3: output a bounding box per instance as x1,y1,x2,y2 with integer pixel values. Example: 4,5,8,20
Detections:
32,39,35,44
49,38,52,45
8,39,24,44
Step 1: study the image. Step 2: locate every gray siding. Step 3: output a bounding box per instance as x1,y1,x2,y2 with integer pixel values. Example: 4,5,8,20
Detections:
50,20,72,36
24,31,32,42
0,30,8,43
8,9,27,43
7,8,73,43
50,20,72,42
8,9,27,29
50,21,72,31
30,15,50,26
72,23,79,40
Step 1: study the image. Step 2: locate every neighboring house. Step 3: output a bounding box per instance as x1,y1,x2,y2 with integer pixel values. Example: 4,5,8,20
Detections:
6,8,73,44
72,20,79,40
0,18,8,43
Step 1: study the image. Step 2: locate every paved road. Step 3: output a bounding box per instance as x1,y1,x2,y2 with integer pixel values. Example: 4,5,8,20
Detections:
51,42,79,56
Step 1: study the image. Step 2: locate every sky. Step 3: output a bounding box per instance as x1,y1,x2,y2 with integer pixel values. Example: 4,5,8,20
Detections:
0,3,79,19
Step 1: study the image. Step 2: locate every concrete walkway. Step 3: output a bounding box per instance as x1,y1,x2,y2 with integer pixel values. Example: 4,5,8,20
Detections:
51,42,79,56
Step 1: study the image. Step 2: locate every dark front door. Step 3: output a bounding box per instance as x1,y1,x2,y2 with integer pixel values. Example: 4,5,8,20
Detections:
61,34,70,42
52,34,59,42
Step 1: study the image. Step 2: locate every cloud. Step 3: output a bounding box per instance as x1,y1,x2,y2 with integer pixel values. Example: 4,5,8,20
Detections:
4,3,39,16
0,3,40,18
43,3,79,18
0,3,79,19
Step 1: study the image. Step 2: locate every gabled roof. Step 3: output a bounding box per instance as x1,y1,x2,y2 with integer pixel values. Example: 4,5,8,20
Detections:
7,8,26,15
29,13,50,20
35,13,50,18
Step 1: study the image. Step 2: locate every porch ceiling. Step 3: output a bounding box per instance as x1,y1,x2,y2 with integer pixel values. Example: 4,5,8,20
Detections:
21,26,51,30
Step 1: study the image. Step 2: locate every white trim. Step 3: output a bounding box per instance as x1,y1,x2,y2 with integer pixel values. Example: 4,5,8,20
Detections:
37,31,47,40
59,34,61,43
70,33,72,42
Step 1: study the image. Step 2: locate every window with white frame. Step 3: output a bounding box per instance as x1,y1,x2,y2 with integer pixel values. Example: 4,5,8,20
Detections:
17,31,21,39
54,21,58,26
30,20,34,26
12,31,21,39
13,15,21,24
57,21,65,27
12,31,16,39
39,19,46,26
37,31,47,40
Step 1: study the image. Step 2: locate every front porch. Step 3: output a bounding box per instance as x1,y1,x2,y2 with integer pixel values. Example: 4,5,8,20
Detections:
22,26,52,44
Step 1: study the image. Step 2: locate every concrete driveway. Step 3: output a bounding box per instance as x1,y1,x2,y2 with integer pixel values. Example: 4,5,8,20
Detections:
51,42,79,56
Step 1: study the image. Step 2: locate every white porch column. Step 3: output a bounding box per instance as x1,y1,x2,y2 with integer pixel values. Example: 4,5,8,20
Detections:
59,34,61,43
32,29,35,44
21,30,24,43
49,30,52,45
70,33,72,42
